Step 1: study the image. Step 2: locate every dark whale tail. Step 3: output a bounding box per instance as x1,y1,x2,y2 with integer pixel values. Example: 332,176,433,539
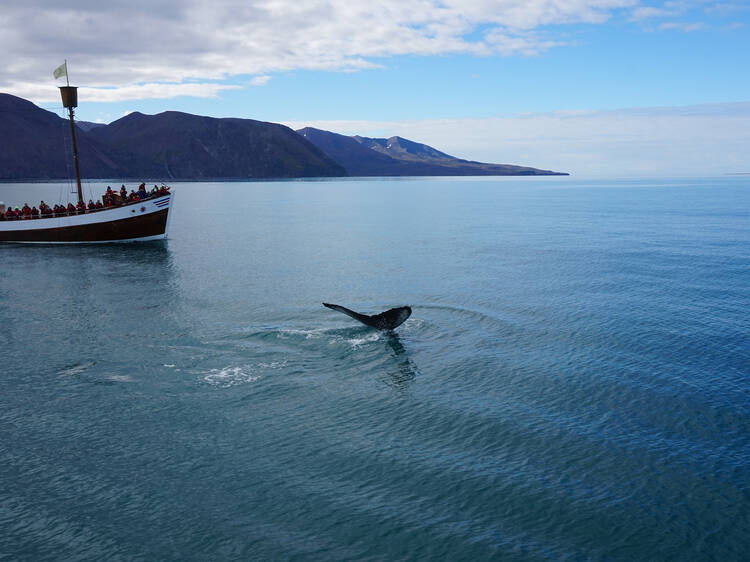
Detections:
323,303,412,330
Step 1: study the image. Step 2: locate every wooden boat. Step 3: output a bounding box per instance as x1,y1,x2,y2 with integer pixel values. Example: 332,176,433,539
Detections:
0,72,174,244
0,194,173,243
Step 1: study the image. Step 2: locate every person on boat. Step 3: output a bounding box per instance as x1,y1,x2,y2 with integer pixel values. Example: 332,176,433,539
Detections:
88,200,96,211
4,207,14,220
104,197,113,208
76,201,86,214
22,204,32,219
120,185,127,199
95,200,103,210
67,203,77,215
137,184,148,199
31,206,39,219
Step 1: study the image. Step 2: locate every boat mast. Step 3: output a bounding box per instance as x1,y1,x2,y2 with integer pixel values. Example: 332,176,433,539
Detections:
58,67,83,206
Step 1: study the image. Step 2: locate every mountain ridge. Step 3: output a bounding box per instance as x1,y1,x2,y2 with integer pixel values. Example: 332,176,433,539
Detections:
297,127,566,176
0,93,567,180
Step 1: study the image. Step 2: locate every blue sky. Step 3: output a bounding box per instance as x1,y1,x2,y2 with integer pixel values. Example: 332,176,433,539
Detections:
61,10,750,123
2,0,749,175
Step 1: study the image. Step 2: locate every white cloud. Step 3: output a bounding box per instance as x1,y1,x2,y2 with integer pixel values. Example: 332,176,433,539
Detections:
0,0,638,101
631,6,678,20
285,103,750,176
705,3,750,15
658,21,705,31
249,75,271,86
6,81,240,103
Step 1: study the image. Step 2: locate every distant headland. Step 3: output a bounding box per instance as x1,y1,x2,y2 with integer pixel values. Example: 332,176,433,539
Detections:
0,93,568,180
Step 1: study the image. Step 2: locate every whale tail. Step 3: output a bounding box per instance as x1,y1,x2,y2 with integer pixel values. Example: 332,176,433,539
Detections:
323,303,412,330
322,303,370,324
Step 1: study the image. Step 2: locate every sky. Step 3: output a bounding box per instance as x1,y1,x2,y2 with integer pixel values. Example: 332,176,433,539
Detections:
2,0,749,176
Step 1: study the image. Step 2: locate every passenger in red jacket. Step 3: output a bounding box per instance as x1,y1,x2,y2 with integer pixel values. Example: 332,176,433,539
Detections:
5,208,14,220
22,203,32,219
31,206,39,218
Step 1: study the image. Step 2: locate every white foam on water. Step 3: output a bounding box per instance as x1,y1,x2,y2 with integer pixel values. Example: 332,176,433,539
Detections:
401,318,422,330
163,364,176,368
204,366,260,388
107,375,134,383
276,328,327,340
258,360,288,369
347,332,382,348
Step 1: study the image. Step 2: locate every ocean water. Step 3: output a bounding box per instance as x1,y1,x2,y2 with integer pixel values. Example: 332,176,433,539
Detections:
0,177,748,561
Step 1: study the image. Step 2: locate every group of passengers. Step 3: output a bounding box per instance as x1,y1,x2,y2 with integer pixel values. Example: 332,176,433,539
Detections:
0,183,170,221
101,183,167,206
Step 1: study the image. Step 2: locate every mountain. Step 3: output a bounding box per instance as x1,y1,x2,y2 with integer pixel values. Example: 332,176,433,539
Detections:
76,121,106,132
297,127,413,176
0,94,344,180
88,112,345,179
0,93,122,179
0,93,566,180
353,135,456,162
297,127,567,176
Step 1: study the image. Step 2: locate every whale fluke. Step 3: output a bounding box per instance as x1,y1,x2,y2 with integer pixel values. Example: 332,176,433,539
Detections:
323,303,412,330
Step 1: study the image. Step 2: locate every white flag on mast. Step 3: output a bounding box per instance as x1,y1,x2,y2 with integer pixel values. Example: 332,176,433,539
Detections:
53,62,67,79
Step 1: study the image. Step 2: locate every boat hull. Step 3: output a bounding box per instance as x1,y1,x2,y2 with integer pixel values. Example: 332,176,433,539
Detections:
0,194,173,244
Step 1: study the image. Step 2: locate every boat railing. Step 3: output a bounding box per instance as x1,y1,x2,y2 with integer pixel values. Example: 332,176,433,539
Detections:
0,192,170,221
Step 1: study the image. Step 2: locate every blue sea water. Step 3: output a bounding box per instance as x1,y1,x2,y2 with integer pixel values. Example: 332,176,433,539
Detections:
0,176,748,561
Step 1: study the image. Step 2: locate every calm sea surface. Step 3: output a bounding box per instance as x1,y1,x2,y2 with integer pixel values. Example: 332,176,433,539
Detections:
0,177,748,561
